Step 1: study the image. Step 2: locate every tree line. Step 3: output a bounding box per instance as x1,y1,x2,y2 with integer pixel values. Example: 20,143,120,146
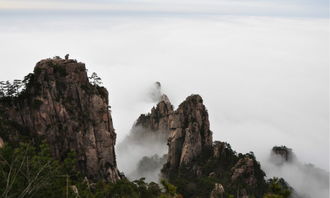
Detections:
0,71,102,98
0,74,33,98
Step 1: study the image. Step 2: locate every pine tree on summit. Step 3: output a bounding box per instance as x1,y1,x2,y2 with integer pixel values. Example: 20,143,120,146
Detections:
89,72,102,86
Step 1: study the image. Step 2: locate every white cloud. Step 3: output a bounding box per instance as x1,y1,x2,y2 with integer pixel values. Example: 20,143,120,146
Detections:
264,153,329,198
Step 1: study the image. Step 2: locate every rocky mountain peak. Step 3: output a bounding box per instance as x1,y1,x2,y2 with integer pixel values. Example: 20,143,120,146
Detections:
32,58,91,89
172,95,212,144
0,57,121,182
134,86,173,133
158,95,268,197
164,94,213,173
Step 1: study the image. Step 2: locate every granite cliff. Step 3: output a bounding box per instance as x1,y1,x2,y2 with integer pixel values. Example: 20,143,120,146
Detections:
163,94,213,174
0,57,121,182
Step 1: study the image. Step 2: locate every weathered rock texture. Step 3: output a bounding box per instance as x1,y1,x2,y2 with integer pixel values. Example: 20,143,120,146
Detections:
134,94,173,135
164,94,213,172
121,84,174,147
0,57,121,182
118,93,173,151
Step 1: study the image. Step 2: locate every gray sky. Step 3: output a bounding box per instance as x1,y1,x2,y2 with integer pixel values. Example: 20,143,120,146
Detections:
0,0,329,17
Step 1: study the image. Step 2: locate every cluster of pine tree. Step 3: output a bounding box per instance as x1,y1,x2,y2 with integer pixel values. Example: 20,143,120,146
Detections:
0,141,182,198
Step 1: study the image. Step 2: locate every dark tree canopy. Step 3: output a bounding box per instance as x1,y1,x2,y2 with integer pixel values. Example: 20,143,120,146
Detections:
89,72,103,86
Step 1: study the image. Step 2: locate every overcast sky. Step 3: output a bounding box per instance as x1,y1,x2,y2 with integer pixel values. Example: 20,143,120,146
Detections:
0,1,329,194
0,0,329,17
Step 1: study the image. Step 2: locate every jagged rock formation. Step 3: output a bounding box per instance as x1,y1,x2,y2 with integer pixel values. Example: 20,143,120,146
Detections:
116,84,173,181
135,94,173,136
0,57,121,182
156,95,266,197
164,94,213,173
127,93,268,197
122,83,174,146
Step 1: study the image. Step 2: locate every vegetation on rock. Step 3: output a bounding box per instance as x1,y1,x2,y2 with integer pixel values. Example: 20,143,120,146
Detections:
0,141,181,198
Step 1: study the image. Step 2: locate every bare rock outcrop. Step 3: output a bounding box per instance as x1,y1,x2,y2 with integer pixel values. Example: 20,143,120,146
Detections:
135,93,173,134
0,57,121,182
125,83,174,145
163,94,213,174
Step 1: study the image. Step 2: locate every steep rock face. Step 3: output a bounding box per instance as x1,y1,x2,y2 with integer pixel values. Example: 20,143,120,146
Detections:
124,85,173,146
0,57,121,182
134,94,173,135
163,94,213,174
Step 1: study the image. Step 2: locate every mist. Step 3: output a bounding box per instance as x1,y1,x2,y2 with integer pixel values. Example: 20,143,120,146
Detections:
117,126,168,182
116,82,169,182
0,11,328,197
264,148,329,198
